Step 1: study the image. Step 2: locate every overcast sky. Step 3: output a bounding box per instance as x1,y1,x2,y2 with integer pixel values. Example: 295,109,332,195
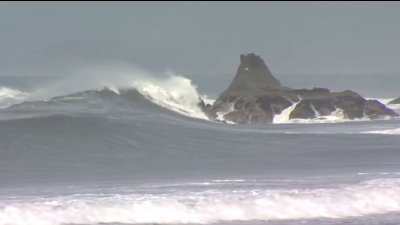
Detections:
1,2,400,78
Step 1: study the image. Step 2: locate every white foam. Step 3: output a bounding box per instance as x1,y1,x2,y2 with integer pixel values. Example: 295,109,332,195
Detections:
216,103,236,124
271,96,400,124
295,107,349,124
363,128,400,135
201,96,215,106
273,97,302,124
1,178,400,225
310,103,320,118
276,105,375,124
212,179,246,182
0,87,28,109
131,74,209,120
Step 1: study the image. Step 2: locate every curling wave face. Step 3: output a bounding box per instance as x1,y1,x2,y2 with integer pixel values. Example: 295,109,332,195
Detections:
131,75,210,120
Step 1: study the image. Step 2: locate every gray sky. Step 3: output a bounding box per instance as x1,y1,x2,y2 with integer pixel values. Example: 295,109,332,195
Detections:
1,2,400,79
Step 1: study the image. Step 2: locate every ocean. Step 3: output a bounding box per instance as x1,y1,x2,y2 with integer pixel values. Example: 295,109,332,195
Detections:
0,71,400,225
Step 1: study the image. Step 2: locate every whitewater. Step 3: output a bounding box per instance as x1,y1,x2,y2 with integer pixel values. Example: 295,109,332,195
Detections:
0,68,400,225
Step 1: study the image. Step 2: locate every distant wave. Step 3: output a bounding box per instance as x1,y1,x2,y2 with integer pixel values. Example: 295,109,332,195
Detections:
0,87,28,109
1,178,399,225
363,128,400,135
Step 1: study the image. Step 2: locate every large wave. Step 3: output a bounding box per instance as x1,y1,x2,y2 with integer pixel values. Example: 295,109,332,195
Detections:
1,178,400,225
3,64,211,121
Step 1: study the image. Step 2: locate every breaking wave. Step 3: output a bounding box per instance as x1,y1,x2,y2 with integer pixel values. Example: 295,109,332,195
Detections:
2,73,211,121
131,75,210,120
1,178,400,225
0,87,28,109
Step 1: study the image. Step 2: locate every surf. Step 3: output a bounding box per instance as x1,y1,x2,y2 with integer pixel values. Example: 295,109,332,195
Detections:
1,178,400,225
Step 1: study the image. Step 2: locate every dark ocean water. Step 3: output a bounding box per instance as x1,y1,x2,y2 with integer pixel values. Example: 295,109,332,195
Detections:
0,74,400,225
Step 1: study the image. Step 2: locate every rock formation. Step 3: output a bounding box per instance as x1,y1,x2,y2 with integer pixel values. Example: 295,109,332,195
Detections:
388,97,400,105
224,53,286,93
200,53,398,124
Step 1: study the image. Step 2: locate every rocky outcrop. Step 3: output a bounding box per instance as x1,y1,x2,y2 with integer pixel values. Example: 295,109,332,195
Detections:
388,97,400,104
200,53,398,124
224,53,286,93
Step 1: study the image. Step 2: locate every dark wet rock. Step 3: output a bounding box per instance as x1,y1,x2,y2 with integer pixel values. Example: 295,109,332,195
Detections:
200,53,398,124
364,99,398,118
223,53,287,94
198,98,218,119
290,100,317,119
388,97,400,104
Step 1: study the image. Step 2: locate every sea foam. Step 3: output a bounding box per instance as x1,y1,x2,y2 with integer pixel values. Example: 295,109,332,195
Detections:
363,128,400,135
1,178,400,225
131,74,210,120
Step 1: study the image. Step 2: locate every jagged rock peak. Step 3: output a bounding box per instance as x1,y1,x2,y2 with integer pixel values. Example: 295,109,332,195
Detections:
240,53,266,67
225,53,284,93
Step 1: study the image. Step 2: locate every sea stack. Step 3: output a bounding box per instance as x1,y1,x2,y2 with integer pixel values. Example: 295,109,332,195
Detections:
224,53,285,93
201,53,398,124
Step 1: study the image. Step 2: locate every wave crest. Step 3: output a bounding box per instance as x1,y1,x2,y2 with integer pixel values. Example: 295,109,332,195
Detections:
131,75,209,120
0,87,28,109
